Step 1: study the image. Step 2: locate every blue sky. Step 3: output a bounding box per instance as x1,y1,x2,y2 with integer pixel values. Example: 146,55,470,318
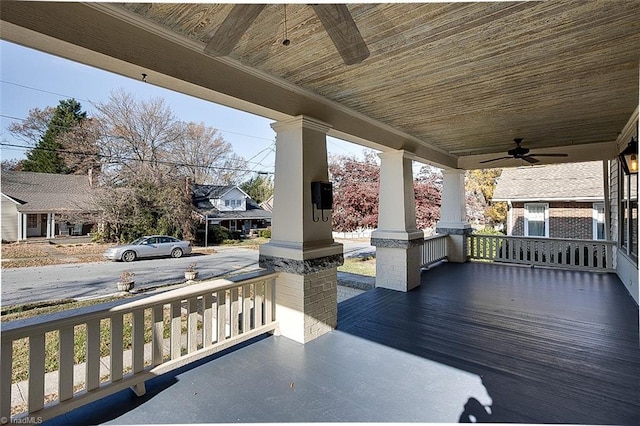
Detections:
0,40,367,173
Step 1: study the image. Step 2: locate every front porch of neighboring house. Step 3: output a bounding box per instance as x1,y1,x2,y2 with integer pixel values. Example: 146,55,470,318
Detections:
2,113,638,425
16,212,90,241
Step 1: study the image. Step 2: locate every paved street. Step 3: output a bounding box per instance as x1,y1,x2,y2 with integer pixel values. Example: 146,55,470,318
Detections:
1,240,373,306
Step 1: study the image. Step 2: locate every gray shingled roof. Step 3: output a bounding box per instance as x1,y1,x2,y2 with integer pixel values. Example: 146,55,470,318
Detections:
492,161,604,202
1,171,99,212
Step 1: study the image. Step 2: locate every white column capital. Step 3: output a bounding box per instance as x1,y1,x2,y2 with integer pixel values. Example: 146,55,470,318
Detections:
377,149,411,161
270,115,332,134
441,168,466,176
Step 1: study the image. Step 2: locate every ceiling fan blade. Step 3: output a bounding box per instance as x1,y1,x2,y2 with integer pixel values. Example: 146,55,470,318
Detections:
529,153,569,157
479,157,512,164
204,4,266,56
522,156,540,164
312,5,370,65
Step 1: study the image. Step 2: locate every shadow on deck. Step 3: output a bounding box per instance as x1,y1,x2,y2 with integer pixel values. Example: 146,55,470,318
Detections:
45,263,639,424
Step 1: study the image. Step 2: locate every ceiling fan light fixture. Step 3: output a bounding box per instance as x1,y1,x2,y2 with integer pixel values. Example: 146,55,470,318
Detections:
619,136,638,175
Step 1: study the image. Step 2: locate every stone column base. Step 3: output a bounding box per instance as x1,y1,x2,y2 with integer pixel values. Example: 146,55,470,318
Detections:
371,230,424,292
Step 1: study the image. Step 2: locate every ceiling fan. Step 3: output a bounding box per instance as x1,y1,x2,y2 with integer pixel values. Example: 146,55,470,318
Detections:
479,138,569,164
204,4,370,65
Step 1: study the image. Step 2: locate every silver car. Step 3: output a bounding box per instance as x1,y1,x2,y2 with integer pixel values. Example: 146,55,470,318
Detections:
104,235,193,262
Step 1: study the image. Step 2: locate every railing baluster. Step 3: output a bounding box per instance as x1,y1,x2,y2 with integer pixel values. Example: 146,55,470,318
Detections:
187,298,198,353
255,282,264,328
170,301,181,360
230,288,240,338
110,315,123,382
265,279,274,323
203,293,213,347
28,334,46,412
544,240,550,265
217,290,227,341
86,319,100,391
243,284,252,332
58,326,74,401
1,340,13,419
132,309,145,374
152,305,164,366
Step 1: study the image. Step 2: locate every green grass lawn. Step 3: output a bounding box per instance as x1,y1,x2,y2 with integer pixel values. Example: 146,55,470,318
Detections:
338,256,376,276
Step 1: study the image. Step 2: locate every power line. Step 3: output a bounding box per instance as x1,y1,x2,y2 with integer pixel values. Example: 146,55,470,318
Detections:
0,113,274,169
0,81,276,142
0,80,92,103
0,142,273,175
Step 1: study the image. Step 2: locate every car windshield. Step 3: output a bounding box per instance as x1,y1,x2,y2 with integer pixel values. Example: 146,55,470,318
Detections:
129,237,146,245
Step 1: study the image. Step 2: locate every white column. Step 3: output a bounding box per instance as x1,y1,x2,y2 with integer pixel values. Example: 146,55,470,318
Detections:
17,213,23,241
19,213,27,241
46,213,53,239
371,150,424,292
259,116,343,344
436,169,472,263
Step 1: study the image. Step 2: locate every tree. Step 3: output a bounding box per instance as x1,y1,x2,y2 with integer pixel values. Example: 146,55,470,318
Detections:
90,90,246,241
11,99,88,173
329,152,380,232
240,174,273,204
414,165,442,230
1,159,23,171
465,168,507,228
56,118,102,175
170,121,246,185
328,152,442,232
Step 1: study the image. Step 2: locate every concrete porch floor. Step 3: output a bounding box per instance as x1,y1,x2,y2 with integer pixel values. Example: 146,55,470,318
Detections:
44,262,639,424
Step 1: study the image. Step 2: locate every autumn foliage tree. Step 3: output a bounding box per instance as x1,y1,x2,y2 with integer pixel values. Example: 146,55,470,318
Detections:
329,152,380,231
465,168,507,229
329,152,442,232
414,165,442,230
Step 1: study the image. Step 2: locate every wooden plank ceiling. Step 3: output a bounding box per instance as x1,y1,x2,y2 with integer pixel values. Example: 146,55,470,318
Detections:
1,1,638,169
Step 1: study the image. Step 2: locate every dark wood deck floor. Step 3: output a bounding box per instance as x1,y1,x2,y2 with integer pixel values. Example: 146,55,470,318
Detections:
46,263,639,425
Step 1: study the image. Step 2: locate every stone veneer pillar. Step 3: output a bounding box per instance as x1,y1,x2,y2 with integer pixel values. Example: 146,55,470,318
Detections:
371,150,424,292
436,169,472,262
258,116,343,344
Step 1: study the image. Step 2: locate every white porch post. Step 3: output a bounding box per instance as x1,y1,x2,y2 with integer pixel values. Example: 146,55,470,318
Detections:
259,116,343,344
436,169,472,262
17,213,24,241
371,150,424,292
46,213,55,239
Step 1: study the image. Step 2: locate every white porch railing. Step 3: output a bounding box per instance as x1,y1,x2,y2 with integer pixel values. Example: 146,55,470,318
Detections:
1,272,278,424
421,234,448,267
468,234,615,272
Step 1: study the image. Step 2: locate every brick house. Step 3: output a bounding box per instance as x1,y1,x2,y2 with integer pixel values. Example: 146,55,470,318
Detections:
492,162,605,240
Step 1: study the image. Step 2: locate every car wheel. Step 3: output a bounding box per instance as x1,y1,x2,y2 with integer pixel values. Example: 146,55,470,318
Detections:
122,250,136,262
171,248,183,258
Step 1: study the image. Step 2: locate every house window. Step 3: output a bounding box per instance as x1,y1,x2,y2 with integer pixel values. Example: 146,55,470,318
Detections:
27,214,38,228
524,203,548,237
619,163,638,259
593,203,606,240
224,199,242,208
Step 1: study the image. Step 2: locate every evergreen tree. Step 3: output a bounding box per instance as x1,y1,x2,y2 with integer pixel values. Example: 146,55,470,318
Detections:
22,99,87,173
240,174,274,204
